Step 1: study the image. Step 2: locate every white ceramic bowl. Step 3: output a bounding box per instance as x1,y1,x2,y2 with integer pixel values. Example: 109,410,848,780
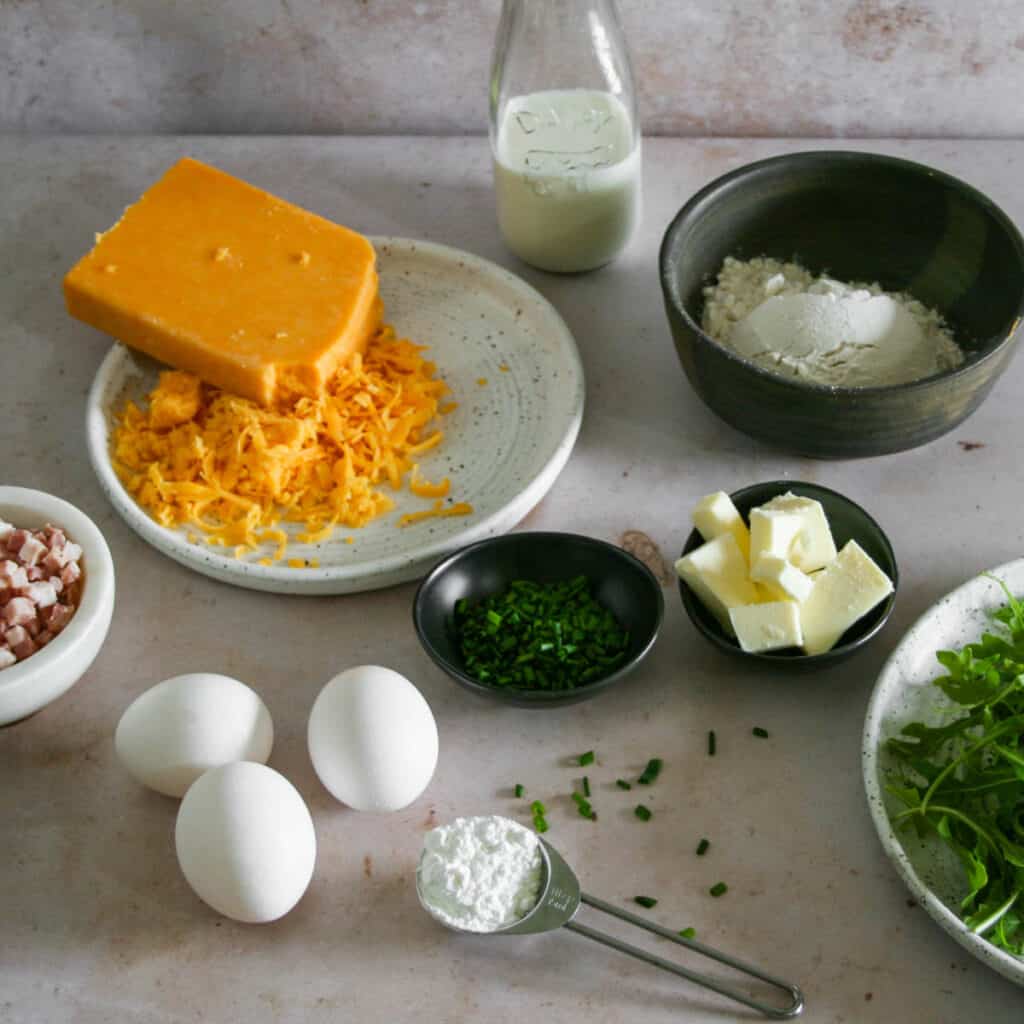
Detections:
0,487,115,725
863,559,1024,987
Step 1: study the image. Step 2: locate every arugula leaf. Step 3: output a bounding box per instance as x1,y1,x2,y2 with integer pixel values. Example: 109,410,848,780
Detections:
886,580,1024,956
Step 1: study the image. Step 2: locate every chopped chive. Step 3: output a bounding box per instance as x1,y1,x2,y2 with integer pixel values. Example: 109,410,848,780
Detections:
454,578,629,691
582,776,591,798
634,804,652,822
578,750,595,766
679,927,696,940
637,757,663,785
533,815,549,833
634,896,658,909
708,730,716,756
514,783,524,798
616,779,632,790
571,791,597,820
530,800,546,815
752,727,769,738
709,882,728,898
696,838,710,856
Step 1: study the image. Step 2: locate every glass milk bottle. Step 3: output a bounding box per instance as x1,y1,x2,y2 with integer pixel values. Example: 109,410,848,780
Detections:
489,0,642,273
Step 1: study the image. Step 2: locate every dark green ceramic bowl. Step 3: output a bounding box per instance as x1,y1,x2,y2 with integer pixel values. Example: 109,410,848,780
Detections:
678,481,898,669
660,151,1024,458
414,532,664,708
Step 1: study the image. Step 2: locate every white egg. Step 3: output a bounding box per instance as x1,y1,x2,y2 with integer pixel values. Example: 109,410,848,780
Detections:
308,665,438,812
175,762,316,923
115,673,273,797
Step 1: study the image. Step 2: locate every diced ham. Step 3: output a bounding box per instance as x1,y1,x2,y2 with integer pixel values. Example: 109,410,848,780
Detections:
3,596,37,627
42,603,73,633
0,522,84,671
5,529,29,553
23,582,58,609
17,534,47,567
43,526,66,550
0,561,28,590
6,626,37,660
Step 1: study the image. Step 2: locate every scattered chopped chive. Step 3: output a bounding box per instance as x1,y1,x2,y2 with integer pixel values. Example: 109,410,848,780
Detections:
578,750,595,766
696,838,710,856
514,783,524,798
530,800,546,815
708,730,716,756
634,804,652,822
533,815,549,833
634,896,658,909
637,757,663,785
616,779,632,790
709,882,728,898
582,776,591,798
571,791,597,820
752,727,769,738
679,927,696,940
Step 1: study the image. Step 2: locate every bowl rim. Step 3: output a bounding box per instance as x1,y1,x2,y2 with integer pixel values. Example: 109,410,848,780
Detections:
659,149,1024,398
412,530,665,703
677,480,899,665
0,486,116,696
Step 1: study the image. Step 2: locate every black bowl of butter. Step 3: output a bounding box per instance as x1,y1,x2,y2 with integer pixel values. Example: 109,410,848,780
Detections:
677,481,898,669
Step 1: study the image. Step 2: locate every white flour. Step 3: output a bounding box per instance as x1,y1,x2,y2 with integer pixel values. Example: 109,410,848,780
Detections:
416,815,543,933
702,256,964,388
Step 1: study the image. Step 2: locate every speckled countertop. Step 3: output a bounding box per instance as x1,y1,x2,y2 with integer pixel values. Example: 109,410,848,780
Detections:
3,136,1024,1024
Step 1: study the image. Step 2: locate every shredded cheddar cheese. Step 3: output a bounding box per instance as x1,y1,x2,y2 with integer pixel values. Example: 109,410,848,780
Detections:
397,500,475,528
112,326,472,559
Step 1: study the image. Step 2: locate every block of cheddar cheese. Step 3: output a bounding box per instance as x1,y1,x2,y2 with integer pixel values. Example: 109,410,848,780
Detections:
63,157,381,406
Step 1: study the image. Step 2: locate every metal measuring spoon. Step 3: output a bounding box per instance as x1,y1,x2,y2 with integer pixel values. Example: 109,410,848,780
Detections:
417,837,804,1019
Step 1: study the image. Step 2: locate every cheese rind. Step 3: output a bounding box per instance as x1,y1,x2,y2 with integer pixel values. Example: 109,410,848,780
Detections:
758,492,837,572
64,157,381,406
751,553,815,603
729,601,804,653
675,533,760,636
799,540,893,655
692,491,750,562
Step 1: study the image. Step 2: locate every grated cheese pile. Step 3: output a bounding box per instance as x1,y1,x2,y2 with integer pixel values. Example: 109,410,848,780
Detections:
112,326,472,560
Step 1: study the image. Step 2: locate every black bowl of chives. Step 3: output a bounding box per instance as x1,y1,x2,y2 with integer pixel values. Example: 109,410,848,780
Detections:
413,532,664,708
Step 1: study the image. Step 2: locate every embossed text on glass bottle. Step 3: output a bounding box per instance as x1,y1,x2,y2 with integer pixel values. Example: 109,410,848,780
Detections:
489,0,641,273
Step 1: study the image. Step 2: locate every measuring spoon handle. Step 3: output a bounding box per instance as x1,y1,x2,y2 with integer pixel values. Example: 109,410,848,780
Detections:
565,892,804,1019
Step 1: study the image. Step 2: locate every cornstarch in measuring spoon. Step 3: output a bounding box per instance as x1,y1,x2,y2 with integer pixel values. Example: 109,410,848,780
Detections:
417,815,544,933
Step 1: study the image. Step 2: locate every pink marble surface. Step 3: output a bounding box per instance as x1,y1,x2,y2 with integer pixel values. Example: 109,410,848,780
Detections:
2,136,1024,1023
2,1,1024,136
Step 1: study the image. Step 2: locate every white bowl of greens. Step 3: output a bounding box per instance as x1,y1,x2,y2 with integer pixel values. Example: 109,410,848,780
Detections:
863,559,1024,986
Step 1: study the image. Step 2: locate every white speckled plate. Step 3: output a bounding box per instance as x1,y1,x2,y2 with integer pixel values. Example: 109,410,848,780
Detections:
85,237,584,594
863,560,1024,986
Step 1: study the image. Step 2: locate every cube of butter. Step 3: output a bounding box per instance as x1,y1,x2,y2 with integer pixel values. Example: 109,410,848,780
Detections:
692,491,750,562
799,540,893,655
749,508,803,574
751,553,815,603
759,492,837,572
729,601,804,653
675,533,759,636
